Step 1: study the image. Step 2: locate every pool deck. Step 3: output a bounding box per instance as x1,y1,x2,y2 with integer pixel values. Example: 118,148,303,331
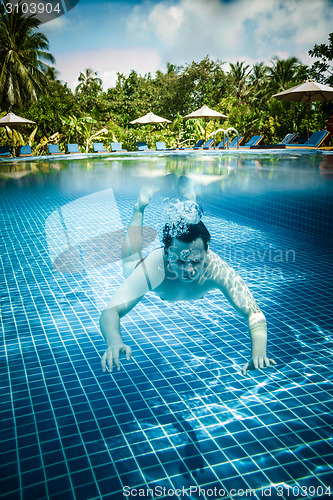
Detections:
0,147,332,164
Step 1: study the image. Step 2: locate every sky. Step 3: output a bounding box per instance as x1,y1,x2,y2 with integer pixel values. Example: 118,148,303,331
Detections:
42,0,333,91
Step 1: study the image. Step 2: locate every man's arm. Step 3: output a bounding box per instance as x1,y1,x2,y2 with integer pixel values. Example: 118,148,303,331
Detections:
100,249,164,372
208,253,276,374
100,295,141,373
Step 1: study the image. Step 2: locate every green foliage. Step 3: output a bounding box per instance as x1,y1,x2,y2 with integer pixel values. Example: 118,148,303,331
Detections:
0,0,55,109
60,115,114,152
309,32,333,85
24,80,80,141
267,57,308,93
0,123,37,154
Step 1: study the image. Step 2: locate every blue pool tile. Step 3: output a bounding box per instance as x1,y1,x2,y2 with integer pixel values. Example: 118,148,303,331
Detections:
1,154,333,499
264,466,292,483
21,482,48,500
0,476,20,497
98,476,123,497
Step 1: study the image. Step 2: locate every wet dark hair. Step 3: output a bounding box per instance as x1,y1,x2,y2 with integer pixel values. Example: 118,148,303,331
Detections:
162,220,211,250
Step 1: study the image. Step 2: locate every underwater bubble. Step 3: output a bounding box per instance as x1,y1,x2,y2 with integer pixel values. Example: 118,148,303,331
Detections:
162,198,203,237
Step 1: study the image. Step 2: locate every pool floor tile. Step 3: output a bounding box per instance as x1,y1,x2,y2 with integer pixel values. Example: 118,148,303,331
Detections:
1,156,333,499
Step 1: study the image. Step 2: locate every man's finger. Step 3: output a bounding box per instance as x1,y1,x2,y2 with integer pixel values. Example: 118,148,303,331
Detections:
101,352,107,372
107,350,113,372
125,345,132,360
113,351,120,371
242,362,249,375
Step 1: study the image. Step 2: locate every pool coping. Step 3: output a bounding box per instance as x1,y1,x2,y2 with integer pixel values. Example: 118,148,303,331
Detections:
0,147,331,165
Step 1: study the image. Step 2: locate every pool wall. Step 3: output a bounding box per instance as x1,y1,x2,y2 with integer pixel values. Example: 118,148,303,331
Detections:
203,189,333,241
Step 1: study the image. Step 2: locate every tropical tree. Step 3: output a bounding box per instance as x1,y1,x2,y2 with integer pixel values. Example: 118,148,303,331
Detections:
250,62,268,87
75,68,107,116
24,79,80,140
228,61,251,103
75,68,102,94
179,56,228,112
267,56,308,93
309,32,333,85
0,0,55,109
103,69,160,126
248,62,269,106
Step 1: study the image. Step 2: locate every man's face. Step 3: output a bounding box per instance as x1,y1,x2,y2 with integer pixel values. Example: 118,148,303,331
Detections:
166,238,207,282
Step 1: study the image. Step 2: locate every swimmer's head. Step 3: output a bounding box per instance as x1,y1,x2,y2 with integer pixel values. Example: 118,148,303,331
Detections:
161,198,210,250
161,199,210,282
162,220,210,250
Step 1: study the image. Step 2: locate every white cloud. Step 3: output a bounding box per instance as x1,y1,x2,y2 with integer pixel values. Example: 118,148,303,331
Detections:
126,0,333,67
55,47,162,90
49,0,333,89
148,3,184,43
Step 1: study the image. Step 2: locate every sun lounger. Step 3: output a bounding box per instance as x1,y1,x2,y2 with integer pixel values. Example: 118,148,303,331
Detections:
0,146,10,157
19,145,32,156
193,139,207,149
279,133,299,145
192,139,205,149
48,144,62,155
155,141,171,151
218,136,244,149
229,136,244,147
93,142,108,153
285,131,329,149
213,137,231,149
237,135,263,148
202,136,243,149
214,139,226,149
67,143,82,154
202,139,215,149
252,131,329,150
110,142,127,152
251,133,300,149
137,142,153,151
176,139,205,150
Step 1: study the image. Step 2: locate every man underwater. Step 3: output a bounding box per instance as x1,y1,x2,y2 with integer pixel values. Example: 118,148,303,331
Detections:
100,187,276,375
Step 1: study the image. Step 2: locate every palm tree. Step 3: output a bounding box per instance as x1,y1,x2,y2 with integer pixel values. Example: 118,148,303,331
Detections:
249,62,268,87
45,66,61,84
248,62,270,108
267,57,308,93
228,61,251,103
0,0,55,109
75,68,102,93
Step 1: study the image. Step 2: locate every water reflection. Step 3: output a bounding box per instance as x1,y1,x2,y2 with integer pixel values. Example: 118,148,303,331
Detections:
1,152,331,196
319,154,333,178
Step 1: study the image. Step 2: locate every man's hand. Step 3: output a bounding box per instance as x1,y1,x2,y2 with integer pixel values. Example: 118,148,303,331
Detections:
242,356,277,376
101,343,132,372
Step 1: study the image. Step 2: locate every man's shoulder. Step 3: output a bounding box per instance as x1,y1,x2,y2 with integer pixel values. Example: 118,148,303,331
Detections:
204,250,231,281
142,247,165,282
206,249,225,265
147,246,164,264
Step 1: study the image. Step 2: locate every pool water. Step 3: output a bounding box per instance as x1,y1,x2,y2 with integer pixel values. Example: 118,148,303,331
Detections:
1,151,333,500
